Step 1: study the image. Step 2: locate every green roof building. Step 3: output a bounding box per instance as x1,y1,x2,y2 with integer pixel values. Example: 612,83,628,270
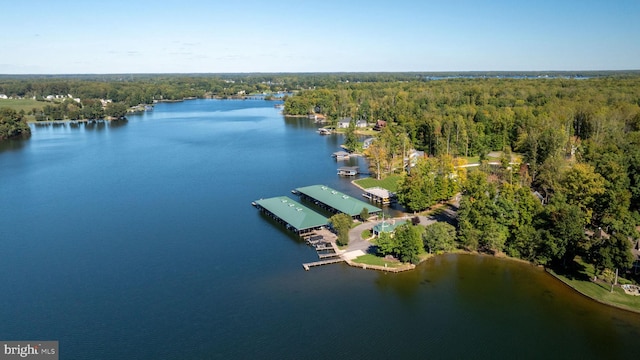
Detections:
372,220,407,236
254,196,328,234
295,185,382,218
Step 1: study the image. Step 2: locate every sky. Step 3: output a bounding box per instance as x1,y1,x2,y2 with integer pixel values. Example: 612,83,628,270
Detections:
1,0,639,74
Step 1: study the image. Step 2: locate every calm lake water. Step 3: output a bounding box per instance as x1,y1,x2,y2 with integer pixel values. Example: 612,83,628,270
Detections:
1,99,640,359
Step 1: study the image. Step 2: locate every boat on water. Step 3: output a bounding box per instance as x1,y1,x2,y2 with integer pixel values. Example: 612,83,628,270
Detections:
317,128,331,135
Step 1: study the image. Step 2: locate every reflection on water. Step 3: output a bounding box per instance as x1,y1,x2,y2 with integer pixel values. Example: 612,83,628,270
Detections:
31,118,128,131
0,137,28,153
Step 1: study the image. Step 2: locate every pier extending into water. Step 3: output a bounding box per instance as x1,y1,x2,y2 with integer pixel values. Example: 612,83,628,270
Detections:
300,231,345,271
303,258,345,271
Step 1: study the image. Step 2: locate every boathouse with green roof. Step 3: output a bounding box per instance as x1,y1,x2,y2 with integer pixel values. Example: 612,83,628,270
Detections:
295,185,382,219
254,196,328,234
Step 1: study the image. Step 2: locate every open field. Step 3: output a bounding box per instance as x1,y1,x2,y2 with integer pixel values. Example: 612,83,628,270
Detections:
353,175,402,192
0,98,45,113
0,98,47,122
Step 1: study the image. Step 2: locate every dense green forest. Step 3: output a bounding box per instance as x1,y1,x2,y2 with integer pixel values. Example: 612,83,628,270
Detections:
0,108,30,140
283,74,640,275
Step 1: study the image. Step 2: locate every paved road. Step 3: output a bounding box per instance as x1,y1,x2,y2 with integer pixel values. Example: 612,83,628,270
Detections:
346,215,437,253
346,199,460,254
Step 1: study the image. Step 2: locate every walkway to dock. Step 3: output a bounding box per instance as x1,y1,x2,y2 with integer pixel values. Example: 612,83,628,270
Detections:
302,229,345,271
302,258,344,271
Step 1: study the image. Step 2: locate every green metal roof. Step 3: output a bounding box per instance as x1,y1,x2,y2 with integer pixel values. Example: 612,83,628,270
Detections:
373,220,407,234
295,185,381,216
255,196,328,231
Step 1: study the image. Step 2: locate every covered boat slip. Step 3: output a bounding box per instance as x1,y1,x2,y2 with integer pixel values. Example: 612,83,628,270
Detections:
362,187,394,205
337,166,359,176
254,196,328,234
295,185,382,218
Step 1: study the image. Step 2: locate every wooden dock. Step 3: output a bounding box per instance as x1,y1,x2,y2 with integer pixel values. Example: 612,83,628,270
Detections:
318,252,340,259
306,237,324,246
302,239,344,270
302,258,345,270
314,244,333,251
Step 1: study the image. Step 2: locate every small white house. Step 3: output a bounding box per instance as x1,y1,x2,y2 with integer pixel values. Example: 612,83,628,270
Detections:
405,149,425,168
337,117,352,129
355,120,367,128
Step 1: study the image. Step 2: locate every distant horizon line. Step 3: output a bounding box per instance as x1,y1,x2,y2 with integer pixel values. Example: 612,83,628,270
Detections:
1,69,639,77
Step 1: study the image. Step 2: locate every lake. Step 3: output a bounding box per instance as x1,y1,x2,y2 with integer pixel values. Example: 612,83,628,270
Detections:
1,99,639,359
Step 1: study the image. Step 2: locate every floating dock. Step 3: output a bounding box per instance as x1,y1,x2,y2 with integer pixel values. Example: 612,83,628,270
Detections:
318,252,340,259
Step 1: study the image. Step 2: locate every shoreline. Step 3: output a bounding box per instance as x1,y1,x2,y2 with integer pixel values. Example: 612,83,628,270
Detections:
544,267,640,315
342,217,640,313
28,117,126,124
262,100,640,313
366,247,640,313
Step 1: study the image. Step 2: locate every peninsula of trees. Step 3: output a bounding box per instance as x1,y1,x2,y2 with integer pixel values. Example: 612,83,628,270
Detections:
0,107,30,140
283,73,640,280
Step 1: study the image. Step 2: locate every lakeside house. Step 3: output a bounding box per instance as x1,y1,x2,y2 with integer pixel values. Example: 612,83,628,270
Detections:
363,137,375,149
338,118,368,129
337,117,352,128
405,149,425,170
100,99,113,107
373,120,387,131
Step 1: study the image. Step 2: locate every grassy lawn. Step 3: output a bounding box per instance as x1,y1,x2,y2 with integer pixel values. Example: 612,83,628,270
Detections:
352,254,403,268
0,99,47,122
547,259,640,312
463,156,480,164
0,98,45,113
354,175,402,192
329,127,377,136
461,153,523,165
